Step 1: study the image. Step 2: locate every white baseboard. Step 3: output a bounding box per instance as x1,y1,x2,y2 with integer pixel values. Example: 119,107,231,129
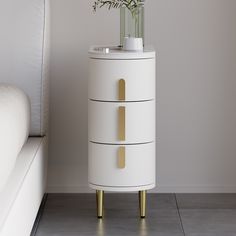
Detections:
155,185,236,193
47,185,236,193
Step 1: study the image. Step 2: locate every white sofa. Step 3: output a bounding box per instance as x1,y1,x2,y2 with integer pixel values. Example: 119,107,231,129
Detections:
0,0,50,235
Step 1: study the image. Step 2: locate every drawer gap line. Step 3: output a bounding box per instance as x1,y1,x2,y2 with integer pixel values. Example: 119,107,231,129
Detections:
89,141,154,146
89,99,154,103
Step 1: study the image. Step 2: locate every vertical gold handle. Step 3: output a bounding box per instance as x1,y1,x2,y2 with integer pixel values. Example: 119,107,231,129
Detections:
118,106,125,141
118,79,125,101
118,146,125,169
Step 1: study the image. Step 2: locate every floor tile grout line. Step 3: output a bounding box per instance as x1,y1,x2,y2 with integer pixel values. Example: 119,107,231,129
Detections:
30,193,48,236
174,193,186,236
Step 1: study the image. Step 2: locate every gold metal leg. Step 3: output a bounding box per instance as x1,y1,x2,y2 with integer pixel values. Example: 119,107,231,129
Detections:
139,190,147,218
96,190,104,218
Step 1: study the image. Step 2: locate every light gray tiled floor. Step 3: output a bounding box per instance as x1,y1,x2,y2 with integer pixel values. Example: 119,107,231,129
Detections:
176,194,236,236
34,194,236,236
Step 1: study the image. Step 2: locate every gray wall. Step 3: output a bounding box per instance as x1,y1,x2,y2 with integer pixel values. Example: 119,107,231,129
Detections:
48,0,236,193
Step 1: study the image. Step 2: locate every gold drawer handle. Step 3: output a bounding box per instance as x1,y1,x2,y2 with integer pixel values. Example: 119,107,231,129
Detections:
118,79,125,101
118,106,125,141
118,146,125,169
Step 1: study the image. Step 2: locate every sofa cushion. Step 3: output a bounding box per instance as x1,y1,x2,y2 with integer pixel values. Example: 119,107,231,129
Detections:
0,0,49,136
0,85,30,192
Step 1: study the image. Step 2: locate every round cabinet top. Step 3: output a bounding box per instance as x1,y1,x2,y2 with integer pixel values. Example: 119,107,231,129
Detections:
89,46,156,60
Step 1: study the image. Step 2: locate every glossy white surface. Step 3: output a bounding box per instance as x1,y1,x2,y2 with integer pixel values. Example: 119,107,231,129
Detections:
89,58,155,101
88,50,156,192
0,137,47,236
89,46,155,60
0,85,30,192
89,183,156,192
89,142,155,188
89,100,155,144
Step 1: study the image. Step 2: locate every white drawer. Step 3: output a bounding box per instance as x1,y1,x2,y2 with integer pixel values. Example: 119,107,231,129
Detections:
88,142,156,187
89,58,155,102
88,100,155,144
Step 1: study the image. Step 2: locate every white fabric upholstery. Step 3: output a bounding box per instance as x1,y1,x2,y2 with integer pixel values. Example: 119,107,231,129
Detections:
0,1,49,234
0,85,30,192
0,137,47,235
0,0,49,136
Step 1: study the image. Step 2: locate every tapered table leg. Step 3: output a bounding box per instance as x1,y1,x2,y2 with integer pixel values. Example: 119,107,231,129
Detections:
139,190,146,218
96,190,104,218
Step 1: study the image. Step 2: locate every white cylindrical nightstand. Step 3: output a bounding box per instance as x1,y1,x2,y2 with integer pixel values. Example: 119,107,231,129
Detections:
88,46,156,218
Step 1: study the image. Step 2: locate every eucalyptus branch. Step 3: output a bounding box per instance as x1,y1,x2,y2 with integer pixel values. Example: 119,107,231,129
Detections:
92,0,144,14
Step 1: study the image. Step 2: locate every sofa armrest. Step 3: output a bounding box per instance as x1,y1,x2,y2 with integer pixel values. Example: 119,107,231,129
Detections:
0,85,30,192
